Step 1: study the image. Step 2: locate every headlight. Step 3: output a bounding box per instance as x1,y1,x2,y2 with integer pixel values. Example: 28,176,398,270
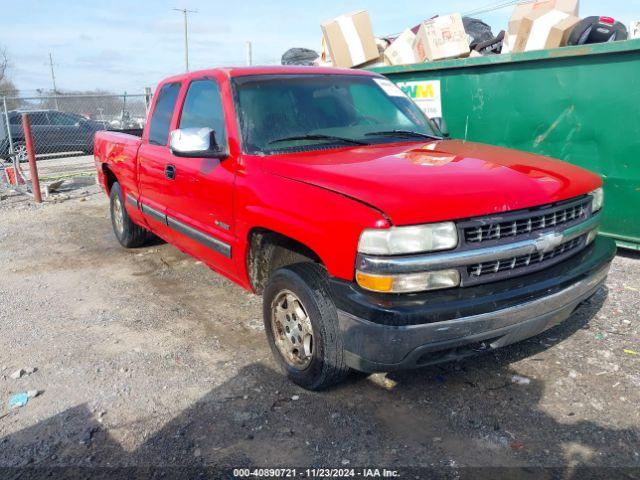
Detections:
589,187,604,213
356,269,460,293
358,222,458,255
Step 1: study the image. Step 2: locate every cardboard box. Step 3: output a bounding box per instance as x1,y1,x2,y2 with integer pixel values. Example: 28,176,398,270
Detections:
358,56,389,68
321,11,380,68
508,0,579,34
413,14,470,62
546,15,581,47
513,10,580,52
502,32,515,53
383,29,417,65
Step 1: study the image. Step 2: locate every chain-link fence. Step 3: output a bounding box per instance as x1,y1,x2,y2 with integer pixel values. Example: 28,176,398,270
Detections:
0,92,151,197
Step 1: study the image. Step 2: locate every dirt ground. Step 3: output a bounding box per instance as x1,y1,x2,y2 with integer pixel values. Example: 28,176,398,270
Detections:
0,184,639,476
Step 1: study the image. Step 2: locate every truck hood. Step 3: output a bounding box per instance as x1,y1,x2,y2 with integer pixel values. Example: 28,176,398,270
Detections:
262,140,601,225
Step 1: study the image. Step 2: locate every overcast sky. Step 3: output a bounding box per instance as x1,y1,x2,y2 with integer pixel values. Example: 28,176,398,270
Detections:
2,0,639,96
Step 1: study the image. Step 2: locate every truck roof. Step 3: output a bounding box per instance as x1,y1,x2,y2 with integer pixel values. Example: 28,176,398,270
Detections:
162,65,380,84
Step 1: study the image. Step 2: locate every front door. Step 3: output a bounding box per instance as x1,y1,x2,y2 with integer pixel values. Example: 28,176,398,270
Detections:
164,78,237,276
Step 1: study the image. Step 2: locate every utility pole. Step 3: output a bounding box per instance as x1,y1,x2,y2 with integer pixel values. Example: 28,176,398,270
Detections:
173,8,197,71
49,52,59,109
246,41,253,66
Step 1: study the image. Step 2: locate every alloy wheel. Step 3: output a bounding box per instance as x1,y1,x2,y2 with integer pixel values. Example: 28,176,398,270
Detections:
270,290,314,370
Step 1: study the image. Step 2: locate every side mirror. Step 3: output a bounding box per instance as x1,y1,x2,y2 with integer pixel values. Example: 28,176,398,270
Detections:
169,127,228,159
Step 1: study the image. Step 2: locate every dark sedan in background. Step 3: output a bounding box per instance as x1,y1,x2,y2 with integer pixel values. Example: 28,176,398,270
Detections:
0,110,104,162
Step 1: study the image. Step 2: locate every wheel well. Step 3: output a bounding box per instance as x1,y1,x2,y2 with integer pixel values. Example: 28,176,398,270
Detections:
247,228,322,294
102,164,117,193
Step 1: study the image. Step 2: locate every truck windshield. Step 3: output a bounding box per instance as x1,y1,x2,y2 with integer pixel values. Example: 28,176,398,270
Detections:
233,74,441,154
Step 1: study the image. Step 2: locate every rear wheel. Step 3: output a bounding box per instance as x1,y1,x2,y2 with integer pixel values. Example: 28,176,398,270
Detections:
263,263,350,390
109,182,150,248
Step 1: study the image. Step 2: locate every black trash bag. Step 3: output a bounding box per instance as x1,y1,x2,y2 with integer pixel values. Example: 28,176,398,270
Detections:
475,30,505,55
462,16,494,49
281,48,319,66
567,16,628,45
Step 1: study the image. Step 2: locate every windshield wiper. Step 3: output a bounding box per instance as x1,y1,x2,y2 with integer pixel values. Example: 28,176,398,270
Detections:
364,130,443,140
268,134,367,146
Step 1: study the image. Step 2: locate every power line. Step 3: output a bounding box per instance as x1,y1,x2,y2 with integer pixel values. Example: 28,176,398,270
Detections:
463,0,535,17
384,0,533,38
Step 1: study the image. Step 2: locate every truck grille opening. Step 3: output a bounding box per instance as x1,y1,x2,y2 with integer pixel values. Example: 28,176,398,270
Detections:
468,235,585,278
464,199,589,244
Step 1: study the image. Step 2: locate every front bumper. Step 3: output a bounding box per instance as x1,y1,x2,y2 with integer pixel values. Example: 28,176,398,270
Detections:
329,236,616,372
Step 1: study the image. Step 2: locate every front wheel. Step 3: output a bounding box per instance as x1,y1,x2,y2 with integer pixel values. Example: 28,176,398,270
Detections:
109,182,150,248
263,263,350,390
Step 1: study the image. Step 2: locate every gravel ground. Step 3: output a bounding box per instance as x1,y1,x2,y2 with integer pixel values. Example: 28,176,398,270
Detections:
33,154,95,180
0,186,638,475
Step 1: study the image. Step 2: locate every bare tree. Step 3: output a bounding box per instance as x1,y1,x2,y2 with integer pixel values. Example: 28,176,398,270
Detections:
0,46,21,109
0,46,8,84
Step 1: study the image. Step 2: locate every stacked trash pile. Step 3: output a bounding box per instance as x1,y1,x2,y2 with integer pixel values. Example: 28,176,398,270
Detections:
282,0,633,68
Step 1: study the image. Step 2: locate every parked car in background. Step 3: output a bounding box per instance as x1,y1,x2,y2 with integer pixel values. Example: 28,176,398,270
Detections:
95,66,614,390
108,111,146,131
0,109,104,162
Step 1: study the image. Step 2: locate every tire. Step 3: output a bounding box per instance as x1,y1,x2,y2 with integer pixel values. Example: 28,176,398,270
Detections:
263,262,350,390
109,182,150,248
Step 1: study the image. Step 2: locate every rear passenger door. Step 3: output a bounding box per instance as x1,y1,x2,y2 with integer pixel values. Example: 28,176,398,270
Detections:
137,82,181,239
164,78,237,275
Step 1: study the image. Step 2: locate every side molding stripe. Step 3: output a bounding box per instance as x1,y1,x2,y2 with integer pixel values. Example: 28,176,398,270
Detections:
125,192,139,209
139,202,232,258
167,217,232,258
141,203,167,225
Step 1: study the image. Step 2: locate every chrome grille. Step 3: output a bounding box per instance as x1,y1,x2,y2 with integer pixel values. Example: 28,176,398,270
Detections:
468,235,584,278
464,200,589,244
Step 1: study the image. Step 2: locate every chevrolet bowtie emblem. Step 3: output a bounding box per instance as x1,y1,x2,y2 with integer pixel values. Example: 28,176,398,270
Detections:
535,231,564,253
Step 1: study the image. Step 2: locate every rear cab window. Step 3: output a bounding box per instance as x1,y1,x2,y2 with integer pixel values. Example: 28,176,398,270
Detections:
148,82,181,146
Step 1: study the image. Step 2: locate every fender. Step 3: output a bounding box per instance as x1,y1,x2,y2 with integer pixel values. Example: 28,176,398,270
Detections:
233,171,388,286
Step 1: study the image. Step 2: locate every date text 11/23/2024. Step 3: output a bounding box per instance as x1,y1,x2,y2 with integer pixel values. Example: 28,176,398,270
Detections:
233,468,400,478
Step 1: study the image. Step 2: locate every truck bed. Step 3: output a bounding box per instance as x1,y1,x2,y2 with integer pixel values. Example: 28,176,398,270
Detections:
95,129,143,156
94,130,143,194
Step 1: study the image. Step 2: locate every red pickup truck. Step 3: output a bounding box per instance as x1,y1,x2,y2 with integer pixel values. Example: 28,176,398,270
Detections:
95,66,615,390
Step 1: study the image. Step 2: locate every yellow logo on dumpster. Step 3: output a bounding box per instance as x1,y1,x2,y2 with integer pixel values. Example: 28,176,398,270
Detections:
396,80,442,118
404,83,436,99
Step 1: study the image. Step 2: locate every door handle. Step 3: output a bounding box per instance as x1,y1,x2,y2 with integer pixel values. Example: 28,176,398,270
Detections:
165,164,176,180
